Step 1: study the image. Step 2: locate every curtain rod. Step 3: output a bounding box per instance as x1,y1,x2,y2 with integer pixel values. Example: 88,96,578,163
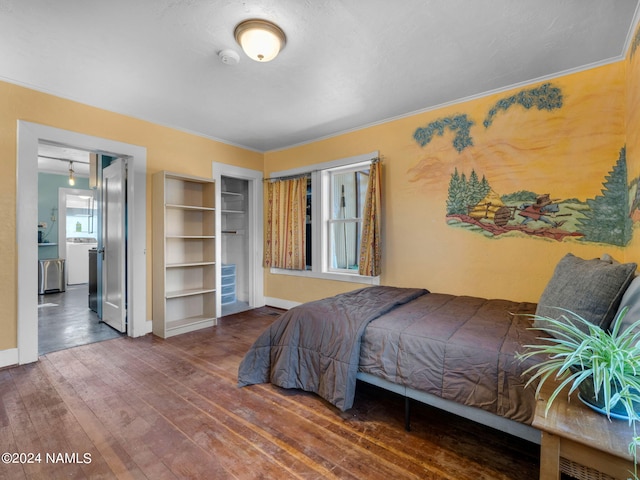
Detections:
264,156,380,182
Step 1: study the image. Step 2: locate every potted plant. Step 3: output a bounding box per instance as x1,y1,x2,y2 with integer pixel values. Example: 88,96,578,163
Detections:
517,306,640,475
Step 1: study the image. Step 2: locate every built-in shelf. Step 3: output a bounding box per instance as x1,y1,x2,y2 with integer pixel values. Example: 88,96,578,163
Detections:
166,261,216,268
153,171,217,339
38,243,58,246
166,203,215,211
166,235,216,239
166,287,217,299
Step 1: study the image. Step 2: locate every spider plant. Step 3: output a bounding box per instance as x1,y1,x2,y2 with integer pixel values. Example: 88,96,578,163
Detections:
518,306,640,420
517,306,640,476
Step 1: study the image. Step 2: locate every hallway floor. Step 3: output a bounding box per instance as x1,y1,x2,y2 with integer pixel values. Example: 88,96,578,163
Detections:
38,284,123,355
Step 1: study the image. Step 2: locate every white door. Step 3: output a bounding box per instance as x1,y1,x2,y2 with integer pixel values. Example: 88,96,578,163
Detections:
102,158,127,332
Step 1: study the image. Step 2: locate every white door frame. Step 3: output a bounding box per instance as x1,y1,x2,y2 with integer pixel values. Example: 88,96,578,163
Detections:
17,121,147,364
211,162,264,317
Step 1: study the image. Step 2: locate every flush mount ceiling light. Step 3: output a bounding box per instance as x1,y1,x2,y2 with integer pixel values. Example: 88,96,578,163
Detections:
234,19,286,62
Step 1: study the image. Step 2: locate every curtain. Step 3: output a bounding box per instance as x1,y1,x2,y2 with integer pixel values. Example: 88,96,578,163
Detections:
358,160,381,276
264,176,307,270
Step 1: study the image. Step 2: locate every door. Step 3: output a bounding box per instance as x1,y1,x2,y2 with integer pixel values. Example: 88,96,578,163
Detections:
101,157,127,332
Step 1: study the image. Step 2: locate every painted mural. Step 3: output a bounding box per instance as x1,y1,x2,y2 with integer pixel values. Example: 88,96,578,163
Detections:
410,81,640,247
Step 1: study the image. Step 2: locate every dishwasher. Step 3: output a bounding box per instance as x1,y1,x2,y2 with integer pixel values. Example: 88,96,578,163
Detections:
66,237,97,285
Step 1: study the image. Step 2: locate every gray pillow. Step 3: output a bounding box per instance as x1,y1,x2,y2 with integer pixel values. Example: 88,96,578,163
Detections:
614,275,640,334
534,253,637,335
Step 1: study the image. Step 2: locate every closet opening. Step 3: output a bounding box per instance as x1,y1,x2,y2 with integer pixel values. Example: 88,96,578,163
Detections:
221,175,250,315
212,162,264,318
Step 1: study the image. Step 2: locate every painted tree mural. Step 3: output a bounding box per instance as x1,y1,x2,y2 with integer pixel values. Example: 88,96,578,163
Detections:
576,147,632,246
446,168,491,215
483,83,563,128
413,114,475,152
412,80,637,247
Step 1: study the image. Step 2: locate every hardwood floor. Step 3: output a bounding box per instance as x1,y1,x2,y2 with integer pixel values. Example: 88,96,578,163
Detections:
0,307,541,479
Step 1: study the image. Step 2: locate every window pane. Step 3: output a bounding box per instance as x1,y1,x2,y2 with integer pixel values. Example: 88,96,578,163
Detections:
356,171,369,219
329,220,360,270
331,170,369,220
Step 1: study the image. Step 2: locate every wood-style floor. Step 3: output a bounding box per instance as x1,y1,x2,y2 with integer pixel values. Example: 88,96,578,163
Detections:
0,307,541,479
38,284,123,355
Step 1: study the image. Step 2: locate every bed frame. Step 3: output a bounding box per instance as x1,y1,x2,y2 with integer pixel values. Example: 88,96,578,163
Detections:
356,371,541,445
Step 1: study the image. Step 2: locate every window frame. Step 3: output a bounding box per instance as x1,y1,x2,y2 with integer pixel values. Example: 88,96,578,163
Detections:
269,151,380,285
323,162,370,274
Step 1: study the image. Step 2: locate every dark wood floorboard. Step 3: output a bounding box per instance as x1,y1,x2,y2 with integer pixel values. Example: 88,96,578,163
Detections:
0,307,541,479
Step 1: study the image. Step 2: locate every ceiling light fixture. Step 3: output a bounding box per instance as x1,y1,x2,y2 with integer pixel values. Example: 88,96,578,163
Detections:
234,19,286,62
68,161,75,186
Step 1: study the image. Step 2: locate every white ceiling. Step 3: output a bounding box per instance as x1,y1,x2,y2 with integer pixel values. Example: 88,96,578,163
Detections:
37,143,91,177
2,0,639,154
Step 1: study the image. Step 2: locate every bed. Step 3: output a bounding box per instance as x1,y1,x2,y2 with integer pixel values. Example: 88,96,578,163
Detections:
238,253,638,445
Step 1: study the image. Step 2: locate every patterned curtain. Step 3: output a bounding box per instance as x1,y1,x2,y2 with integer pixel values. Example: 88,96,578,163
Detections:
264,176,307,270
358,160,381,276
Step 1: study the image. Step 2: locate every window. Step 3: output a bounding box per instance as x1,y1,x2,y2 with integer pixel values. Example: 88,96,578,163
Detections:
270,151,380,284
324,163,370,273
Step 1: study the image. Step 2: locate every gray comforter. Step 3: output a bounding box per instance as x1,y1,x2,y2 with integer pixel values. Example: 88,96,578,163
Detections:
359,293,542,424
237,286,428,410
238,286,545,423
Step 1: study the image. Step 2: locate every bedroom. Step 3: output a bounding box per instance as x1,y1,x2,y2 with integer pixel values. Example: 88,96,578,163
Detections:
2,1,640,478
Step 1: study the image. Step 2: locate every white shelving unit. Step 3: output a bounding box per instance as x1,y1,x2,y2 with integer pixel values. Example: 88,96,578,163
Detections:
153,171,216,338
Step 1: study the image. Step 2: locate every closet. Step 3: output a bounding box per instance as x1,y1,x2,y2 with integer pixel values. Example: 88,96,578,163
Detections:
220,175,250,315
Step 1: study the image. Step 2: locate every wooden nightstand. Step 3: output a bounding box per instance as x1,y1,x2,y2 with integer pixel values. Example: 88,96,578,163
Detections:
532,382,636,480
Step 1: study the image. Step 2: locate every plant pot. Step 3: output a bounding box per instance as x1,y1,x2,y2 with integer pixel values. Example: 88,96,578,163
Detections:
576,375,640,420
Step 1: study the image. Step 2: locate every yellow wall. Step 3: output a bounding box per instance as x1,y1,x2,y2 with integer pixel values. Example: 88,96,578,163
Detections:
0,81,262,351
2,35,640,351
626,27,640,266
265,60,639,305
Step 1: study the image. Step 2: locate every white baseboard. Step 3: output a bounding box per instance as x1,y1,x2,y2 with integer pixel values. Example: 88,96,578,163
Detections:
264,297,300,311
0,348,19,369
146,320,153,334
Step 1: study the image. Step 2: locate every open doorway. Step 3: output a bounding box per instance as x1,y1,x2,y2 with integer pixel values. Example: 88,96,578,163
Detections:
37,147,123,354
17,121,147,365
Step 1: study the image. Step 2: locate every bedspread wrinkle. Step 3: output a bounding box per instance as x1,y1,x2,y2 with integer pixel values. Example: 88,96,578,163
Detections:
237,286,428,411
